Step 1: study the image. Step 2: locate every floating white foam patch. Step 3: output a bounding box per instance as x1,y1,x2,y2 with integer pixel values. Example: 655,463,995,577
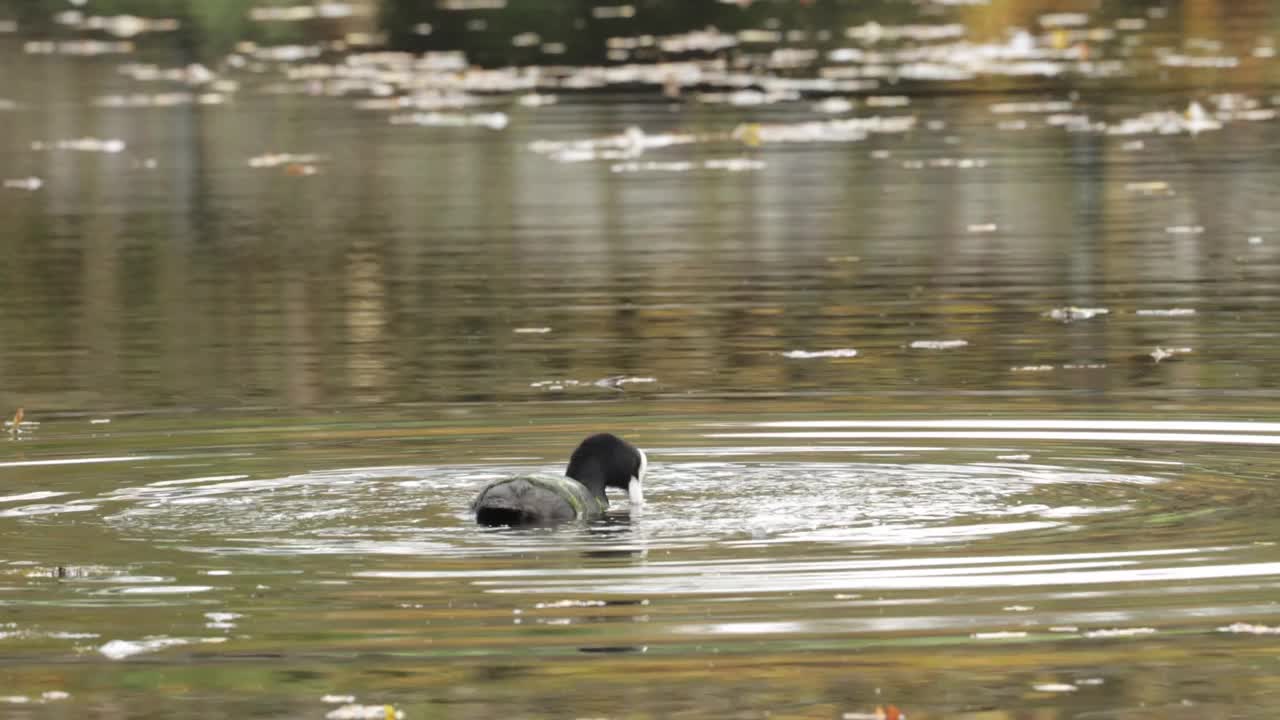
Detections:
390,111,507,130
30,138,126,153
910,339,969,350
1218,622,1280,635
99,637,190,660
1082,627,1157,638
2,177,42,191
782,349,858,359
1044,306,1109,322
204,612,242,622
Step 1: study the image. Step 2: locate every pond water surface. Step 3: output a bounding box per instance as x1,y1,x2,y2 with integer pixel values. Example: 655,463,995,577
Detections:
4,2,1280,718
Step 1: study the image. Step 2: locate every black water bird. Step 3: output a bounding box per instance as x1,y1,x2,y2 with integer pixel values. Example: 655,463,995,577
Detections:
471,433,647,527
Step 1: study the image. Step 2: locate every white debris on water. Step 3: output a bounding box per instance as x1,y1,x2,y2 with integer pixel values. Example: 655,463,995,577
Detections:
1044,306,1109,323
971,631,1027,639
783,349,859,359
1107,103,1221,136
99,637,190,660
1125,181,1171,195
513,327,552,334
1082,627,1157,639
813,97,855,114
698,89,797,106
611,158,765,174
594,376,657,389
24,40,135,56
248,153,324,168
322,695,357,704
704,158,766,172
390,111,508,130
845,22,967,43
1218,623,1280,635
517,93,557,107
1011,363,1107,372
1149,346,1192,363
866,95,910,108
326,705,405,720
735,115,916,145
990,100,1074,114
3,177,42,191
530,126,698,163
204,611,242,630
1033,682,1079,693
94,92,227,108
31,138,126,153
531,379,581,391
1135,308,1196,317
910,340,969,350
901,157,988,170
250,4,371,22
51,12,178,38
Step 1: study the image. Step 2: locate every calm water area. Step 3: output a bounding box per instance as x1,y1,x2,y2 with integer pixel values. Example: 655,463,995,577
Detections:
4,1,1280,718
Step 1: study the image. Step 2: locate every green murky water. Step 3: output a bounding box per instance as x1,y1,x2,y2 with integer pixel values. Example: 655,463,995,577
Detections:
4,1,1280,717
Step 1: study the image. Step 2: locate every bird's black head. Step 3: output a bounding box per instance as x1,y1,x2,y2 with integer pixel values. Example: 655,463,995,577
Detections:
565,433,647,506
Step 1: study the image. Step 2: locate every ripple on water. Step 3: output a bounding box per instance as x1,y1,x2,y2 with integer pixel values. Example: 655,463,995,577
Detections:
0,453,1156,559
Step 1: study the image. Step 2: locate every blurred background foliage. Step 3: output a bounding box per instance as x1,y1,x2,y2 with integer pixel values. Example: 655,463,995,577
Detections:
1,1,1261,66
